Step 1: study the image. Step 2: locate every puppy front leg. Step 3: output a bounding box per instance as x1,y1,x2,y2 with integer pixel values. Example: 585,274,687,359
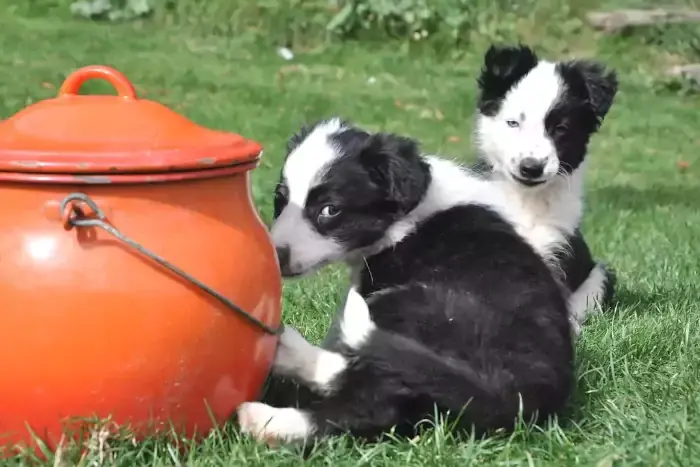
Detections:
271,326,348,395
271,286,374,394
241,327,354,445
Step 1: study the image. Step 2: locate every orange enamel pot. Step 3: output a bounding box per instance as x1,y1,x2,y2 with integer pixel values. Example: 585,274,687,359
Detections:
0,66,281,454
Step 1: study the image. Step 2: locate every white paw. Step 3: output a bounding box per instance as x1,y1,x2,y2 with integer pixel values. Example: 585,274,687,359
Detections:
237,402,314,445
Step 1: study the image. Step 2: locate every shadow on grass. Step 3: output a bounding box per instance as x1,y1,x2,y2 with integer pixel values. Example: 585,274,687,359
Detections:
610,285,678,309
608,280,699,316
590,185,700,210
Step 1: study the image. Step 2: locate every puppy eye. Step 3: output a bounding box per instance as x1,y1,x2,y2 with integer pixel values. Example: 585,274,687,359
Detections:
555,124,568,134
319,205,340,218
506,120,520,128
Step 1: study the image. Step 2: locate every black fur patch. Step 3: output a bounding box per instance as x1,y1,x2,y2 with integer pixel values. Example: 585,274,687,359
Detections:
556,60,619,122
547,60,618,174
599,262,618,308
476,44,539,116
558,229,597,292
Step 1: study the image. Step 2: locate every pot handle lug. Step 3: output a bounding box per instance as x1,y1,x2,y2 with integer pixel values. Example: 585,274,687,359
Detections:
60,192,281,336
58,65,138,100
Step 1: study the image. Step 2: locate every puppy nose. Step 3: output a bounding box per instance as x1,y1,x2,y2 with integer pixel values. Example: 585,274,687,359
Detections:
519,157,545,179
276,246,291,270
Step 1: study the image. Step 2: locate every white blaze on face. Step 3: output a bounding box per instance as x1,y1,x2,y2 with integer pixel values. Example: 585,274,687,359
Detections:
284,118,345,207
270,118,347,276
476,61,564,182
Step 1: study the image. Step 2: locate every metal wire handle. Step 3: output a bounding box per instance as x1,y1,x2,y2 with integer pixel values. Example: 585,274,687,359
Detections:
60,192,281,336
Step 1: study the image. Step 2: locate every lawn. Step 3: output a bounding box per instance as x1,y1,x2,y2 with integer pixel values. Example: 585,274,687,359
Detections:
1,2,700,465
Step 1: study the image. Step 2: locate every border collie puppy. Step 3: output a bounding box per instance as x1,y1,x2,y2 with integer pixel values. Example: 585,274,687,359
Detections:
236,118,574,445
473,44,618,333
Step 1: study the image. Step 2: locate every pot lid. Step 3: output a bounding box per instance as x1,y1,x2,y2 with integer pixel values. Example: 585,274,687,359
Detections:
0,65,262,174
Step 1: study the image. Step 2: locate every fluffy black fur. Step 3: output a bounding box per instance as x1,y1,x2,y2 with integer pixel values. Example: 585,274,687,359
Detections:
261,124,574,441
549,59,619,175
339,206,574,438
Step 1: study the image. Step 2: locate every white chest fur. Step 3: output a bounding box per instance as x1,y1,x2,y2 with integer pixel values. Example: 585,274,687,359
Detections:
493,171,584,265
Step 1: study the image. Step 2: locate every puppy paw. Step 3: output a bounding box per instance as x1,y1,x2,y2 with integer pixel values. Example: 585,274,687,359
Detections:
237,402,314,445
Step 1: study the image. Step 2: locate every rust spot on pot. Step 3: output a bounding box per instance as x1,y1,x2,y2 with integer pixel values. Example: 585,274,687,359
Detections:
198,157,216,165
73,175,113,184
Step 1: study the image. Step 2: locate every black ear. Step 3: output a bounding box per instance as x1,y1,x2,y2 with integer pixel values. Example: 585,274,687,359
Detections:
477,44,539,116
358,133,430,214
559,60,618,122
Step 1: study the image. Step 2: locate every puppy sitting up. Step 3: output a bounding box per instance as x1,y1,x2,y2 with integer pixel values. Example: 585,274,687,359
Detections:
473,44,619,333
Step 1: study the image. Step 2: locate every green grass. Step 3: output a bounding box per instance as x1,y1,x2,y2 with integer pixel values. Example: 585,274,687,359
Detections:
2,2,700,465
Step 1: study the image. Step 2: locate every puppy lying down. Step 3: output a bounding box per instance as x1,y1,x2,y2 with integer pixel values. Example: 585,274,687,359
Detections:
238,119,574,445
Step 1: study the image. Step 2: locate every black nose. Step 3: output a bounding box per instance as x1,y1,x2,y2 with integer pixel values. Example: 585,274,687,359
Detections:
276,246,291,269
519,157,545,179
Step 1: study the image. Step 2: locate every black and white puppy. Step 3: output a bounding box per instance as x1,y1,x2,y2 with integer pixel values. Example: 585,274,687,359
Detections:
236,118,574,444
473,44,618,333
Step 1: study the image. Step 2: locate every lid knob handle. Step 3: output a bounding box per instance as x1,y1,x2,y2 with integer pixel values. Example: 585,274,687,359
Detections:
58,65,138,100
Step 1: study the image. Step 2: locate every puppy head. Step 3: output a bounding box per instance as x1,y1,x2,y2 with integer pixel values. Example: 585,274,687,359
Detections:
475,44,618,188
271,118,430,277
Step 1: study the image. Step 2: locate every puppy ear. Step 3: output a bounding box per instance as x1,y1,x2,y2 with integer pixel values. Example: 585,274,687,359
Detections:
477,44,538,115
559,60,618,122
358,133,429,214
